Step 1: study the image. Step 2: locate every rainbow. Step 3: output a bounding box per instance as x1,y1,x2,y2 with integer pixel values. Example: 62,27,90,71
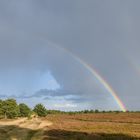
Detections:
46,41,127,112
73,56,126,112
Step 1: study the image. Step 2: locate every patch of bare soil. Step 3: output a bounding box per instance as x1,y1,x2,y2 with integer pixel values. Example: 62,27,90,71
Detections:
0,117,52,140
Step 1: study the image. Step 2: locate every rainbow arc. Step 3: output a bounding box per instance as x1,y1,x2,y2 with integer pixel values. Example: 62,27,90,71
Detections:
45,41,127,112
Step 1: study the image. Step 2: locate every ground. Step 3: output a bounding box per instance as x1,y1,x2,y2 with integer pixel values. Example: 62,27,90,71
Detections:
0,113,139,140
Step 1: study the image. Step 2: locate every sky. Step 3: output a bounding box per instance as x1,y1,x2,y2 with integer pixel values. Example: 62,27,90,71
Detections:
0,0,140,111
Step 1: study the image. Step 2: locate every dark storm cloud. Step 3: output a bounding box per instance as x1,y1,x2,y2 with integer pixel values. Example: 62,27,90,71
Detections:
24,89,77,98
0,0,140,110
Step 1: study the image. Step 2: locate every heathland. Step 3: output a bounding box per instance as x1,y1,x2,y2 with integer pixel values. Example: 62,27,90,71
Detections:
0,112,139,140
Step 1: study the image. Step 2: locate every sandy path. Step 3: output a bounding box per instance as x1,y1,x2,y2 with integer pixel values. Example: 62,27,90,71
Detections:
0,118,27,126
0,118,52,140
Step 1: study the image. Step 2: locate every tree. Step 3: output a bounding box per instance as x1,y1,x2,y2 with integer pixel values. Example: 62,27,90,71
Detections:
2,99,19,119
0,99,3,118
19,103,31,117
95,109,99,113
84,110,89,114
33,104,47,117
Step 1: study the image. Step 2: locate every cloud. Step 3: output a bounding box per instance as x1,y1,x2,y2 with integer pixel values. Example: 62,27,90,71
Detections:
15,89,85,99
0,0,139,110
54,103,77,108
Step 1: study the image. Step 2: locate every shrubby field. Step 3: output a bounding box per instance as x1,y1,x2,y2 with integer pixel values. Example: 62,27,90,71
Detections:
0,112,139,140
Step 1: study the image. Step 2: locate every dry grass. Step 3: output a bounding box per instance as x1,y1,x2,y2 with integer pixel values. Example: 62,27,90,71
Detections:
45,113,140,139
0,113,139,140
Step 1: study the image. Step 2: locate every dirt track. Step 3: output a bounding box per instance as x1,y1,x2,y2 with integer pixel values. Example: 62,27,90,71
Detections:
0,118,52,140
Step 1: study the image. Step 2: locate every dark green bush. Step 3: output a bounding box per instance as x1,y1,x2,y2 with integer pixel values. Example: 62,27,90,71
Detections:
19,103,31,117
33,104,47,117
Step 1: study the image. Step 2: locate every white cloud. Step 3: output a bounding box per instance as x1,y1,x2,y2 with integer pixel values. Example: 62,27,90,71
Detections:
54,103,77,108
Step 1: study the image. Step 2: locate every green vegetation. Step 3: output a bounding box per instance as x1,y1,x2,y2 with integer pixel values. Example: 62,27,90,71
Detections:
1,99,20,119
0,99,48,119
0,99,3,118
19,103,31,117
33,104,47,117
0,98,139,119
46,109,130,115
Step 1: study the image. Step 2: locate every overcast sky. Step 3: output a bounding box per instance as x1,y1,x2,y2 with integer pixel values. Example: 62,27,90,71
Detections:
0,0,140,111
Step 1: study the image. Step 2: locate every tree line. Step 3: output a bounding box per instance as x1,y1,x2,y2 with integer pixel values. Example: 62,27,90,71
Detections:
0,98,139,119
0,99,47,119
